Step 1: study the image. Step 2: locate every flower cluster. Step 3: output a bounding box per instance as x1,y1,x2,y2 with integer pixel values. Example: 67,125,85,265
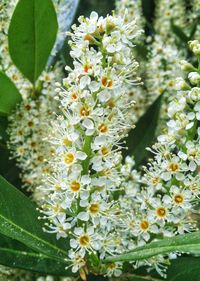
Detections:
187,0,200,41
115,0,149,123
119,40,200,276
154,0,186,41
7,67,61,199
146,0,187,133
38,11,141,276
115,0,144,36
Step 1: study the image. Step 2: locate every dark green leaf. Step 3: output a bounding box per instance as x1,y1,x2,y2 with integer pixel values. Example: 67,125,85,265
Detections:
171,21,189,43
0,176,68,263
76,0,114,17
8,0,58,84
111,274,163,281
142,0,155,23
0,247,68,276
166,257,200,281
0,116,8,141
0,146,22,189
124,95,162,166
0,72,22,115
105,232,200,262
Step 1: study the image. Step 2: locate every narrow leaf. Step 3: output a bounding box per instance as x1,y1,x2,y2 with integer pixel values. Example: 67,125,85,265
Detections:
8,0,58,83
124,95,162,166
0,176,68,263
105,232,200,262
0,72,22,115
171,21,189,43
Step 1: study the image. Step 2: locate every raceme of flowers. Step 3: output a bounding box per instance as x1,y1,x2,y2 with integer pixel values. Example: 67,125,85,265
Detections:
146,0,187,135
2,0,200,280
38,11,141,276
115,0,150,123
115,40,200,277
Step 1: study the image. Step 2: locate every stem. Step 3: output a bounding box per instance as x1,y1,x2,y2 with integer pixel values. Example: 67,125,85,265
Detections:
82,135,93,175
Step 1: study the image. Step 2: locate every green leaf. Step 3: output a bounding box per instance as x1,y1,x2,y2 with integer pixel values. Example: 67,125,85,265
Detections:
105,232,200,262
0,72,22,115
171,21,189,43
8,0,58,84
112,274,163,281
142,0,155,24
0,116,8,141
166,257,200,281
0,234,68,275
0,176,68,263
124,95,162,166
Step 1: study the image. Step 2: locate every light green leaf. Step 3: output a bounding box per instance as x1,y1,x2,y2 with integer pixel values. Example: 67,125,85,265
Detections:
8,0,58,84
0,176,68,263
105,232,200,262
0,72,22,115
124,95,162,166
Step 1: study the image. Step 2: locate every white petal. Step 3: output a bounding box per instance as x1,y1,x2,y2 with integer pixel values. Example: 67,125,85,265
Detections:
78,212,89,221
70,239,78,248
76,151,87,160
74,227,83,235
81,175,91,184
82,118,94,129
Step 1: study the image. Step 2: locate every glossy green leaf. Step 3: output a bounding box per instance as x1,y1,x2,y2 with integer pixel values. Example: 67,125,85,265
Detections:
105,232,200,262
0,242,67,275
0,72,22,115
0,116,8,141
166,257,200,281
0,176,68,263
0,234,71,275
124,95,162,166
8,0,58,84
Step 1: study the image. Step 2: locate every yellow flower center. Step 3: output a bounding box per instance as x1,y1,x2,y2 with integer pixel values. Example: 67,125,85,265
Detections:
156,207,167,218
63,138,72,146
79,234,90,247
64,152,75,165
151,176,160,186
89,203,100,215
100,147,109,156
71,92,78,100
140,220,149,231
101,76,113,88
174,194,184,204
70,180,81,192
168,162,180,172
80,106,90,117
98,123,108,134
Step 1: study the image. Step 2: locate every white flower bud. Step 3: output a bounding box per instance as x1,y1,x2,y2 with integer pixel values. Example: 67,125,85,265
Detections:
180,60,194,71
175,77,190,90
188,72,200,85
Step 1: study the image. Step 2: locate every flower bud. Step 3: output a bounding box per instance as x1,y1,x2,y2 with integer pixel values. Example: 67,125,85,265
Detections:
180,60,194,71
188,72,200,85
175,77,190,90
